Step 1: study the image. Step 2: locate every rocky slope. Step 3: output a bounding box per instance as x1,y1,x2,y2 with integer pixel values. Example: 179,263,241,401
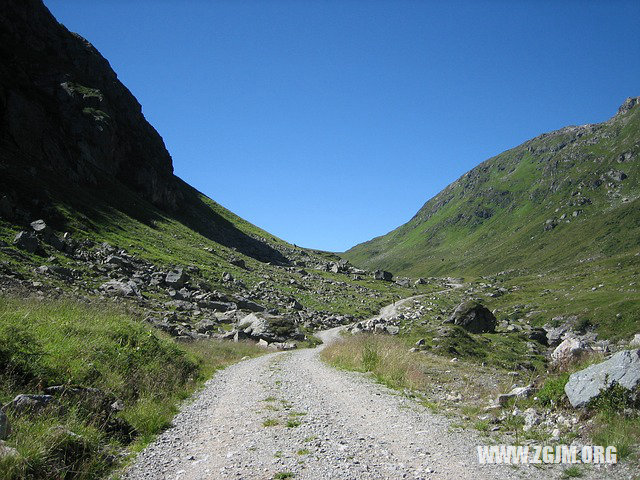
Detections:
344,98,640,277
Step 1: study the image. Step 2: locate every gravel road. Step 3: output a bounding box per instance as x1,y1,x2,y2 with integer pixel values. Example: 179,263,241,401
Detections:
124,297,616,480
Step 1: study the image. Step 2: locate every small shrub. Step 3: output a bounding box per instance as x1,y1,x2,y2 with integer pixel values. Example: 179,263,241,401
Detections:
536,373,570,406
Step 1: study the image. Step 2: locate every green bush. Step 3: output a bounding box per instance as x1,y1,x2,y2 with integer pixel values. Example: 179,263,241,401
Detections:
536,373,570,406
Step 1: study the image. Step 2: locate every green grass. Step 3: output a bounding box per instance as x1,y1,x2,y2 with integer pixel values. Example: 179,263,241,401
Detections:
562,466,583,478
536,373,571,407
0,296,265,479
273,473,295,479
263,418,279,427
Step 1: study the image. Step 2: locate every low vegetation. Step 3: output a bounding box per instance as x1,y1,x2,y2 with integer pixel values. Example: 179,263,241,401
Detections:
0,296,265,479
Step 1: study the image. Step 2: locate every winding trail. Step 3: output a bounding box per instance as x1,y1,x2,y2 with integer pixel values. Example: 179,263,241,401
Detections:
124,296,569,480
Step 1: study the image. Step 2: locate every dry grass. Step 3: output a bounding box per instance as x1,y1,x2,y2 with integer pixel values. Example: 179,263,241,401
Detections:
321,333,515,410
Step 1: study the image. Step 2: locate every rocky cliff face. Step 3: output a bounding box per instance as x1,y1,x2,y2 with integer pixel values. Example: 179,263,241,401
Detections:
0,0,181,209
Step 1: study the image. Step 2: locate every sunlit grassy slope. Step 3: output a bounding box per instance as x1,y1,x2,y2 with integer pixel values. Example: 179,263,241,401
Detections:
344,102,640,277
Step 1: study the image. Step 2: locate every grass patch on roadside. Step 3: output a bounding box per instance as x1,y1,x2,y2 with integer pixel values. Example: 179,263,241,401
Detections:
321,333,516,405
0,296,265,479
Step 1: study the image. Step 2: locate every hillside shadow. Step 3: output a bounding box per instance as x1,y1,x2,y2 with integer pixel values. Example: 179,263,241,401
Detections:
0,155,290,265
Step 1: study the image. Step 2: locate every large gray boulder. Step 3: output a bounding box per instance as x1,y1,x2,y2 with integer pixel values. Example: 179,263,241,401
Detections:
551,337,590,365
373,270,393,282
165,268,188,288
5,394,54,414
446,300,496,333
564,349,640,408
29,220,64,251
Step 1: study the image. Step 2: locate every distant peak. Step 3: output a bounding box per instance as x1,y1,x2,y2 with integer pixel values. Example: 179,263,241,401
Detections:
617,96,640,115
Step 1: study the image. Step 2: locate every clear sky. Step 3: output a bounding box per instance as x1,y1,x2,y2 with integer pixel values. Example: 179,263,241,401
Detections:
44,0,640,252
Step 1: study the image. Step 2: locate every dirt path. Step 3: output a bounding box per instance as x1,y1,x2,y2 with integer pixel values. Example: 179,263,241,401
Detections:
123,298,587,480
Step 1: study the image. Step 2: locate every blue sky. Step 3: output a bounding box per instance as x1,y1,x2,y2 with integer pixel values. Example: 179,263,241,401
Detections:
45,0,640,252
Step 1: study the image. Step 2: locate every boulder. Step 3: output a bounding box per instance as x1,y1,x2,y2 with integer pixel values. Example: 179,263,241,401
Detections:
544,324,569,347
607,170,628,182
446,301,496,333
630,334,640,347
29,220,64,250
30,219,51,235
238,312,301,342
105,255,130,268
497,385,533,406
165,268,188,288
289,300,304,311
199,300,236,312
373,270,393,282
228,257,246,269
5,394,53,413
551,337,590,364
523,407,541,431
195,319,217,334
100,279,140,298
565,349,640,408
234,296,266,312
386,325,400,335
13,231,43,254
270,342,297,350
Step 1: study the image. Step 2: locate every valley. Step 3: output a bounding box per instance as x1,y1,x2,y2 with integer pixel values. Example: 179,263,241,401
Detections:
0,1,638,479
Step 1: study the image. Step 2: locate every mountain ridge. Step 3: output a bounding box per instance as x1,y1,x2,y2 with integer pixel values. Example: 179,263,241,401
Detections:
344,97,640,277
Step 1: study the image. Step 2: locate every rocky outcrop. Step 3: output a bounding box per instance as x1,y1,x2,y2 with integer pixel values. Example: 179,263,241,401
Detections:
0,0,181,210
564,349,640,408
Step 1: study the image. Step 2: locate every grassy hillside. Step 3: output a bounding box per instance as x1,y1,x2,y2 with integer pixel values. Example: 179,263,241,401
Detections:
345,99,639,277
0,297,266,479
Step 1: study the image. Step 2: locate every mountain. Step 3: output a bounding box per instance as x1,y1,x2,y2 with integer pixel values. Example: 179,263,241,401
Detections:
0,0,415,327
344,98,640,278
